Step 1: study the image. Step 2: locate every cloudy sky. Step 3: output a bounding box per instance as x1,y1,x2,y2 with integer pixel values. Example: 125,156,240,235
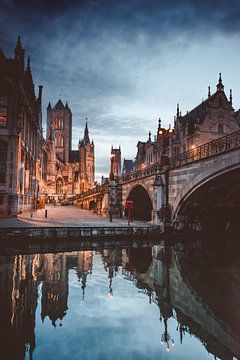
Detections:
1,0,240,180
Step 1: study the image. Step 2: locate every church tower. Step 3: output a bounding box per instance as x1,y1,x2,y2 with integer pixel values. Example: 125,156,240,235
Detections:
78,120,95,191
111,146,121,179
47,99,72,162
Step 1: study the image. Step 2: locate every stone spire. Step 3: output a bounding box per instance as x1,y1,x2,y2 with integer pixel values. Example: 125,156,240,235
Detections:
84,119,90,144
208,86,211,98
176,103,180,118
216,73,224,91
14,35,25,74
148,131,151,142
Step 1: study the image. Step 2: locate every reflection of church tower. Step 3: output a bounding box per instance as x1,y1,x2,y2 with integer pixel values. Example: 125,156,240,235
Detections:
76,251,93,300
41,254,68,327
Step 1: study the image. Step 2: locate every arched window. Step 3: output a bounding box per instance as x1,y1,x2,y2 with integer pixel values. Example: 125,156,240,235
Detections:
56,178,63,193
218,124,224,134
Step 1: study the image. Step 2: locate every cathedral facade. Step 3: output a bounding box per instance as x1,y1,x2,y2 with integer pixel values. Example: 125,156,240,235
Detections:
45,100,95,200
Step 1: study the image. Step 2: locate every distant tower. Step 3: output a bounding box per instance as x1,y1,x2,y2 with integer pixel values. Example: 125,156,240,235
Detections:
47,99,72,162
111,146,121,179
78,120,95,191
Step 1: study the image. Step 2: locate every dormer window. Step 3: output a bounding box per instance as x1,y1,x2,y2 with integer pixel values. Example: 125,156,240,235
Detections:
0,96,7,126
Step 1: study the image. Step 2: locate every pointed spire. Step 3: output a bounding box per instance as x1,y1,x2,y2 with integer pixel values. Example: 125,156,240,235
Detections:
217,73,224,91
15,36,22,51
158,117,162,132
47,102,52,109
14,36,25,73
230,89,232,105
177,104,180,118
148,131,151,142
65,101,68,108
84,118,90,144
208,86,211,98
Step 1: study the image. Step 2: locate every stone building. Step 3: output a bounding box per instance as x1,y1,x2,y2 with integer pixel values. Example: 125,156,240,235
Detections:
0,37,44,217
131,74,240,171
172,74,240,155
45,101,95,200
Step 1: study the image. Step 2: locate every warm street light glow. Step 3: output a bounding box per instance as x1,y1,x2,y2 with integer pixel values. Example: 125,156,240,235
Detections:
191,145,196,150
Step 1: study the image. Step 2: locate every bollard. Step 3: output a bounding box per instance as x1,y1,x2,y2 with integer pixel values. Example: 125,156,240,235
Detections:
109,212,112,222
45,209,48,218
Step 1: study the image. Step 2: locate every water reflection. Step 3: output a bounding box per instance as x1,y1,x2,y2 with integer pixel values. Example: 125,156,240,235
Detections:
0,241,239,359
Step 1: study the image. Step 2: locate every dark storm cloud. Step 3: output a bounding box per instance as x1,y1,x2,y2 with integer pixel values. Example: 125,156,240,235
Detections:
1,0,240,176
2,0,240,37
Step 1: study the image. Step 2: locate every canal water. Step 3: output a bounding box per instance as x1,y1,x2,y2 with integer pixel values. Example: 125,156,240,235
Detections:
0,240,239,360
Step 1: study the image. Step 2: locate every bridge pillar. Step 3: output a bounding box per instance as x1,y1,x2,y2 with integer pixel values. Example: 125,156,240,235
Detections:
101,192,109,217
153,174,165,227
108,180,122,218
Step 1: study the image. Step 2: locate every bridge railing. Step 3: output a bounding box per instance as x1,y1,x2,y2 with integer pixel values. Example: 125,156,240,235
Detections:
170,130,240,168
75,184,108,201
121,162,162,183
121,130,240,184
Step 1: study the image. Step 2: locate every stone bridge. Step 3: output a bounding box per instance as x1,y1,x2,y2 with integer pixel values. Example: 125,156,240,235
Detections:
122,130,240,230
81,130,240,230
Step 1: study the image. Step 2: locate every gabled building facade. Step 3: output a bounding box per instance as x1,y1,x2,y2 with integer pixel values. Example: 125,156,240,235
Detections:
0,37,44,217
131,74,240,173
172,74,239,155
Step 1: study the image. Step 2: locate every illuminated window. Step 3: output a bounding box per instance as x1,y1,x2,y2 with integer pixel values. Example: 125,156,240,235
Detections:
0,96,7,126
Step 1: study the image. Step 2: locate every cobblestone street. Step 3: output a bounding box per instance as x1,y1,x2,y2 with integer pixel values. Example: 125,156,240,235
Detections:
0,205,152,228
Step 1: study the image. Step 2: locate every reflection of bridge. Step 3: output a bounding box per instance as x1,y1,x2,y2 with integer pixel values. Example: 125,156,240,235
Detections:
132,243,240,359
80,130,240,230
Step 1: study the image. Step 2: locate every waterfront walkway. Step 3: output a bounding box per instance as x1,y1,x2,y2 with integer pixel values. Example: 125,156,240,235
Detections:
0,205,153,228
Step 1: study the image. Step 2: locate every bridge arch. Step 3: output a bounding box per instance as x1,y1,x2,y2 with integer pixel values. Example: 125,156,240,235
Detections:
126,184,153,221
174,166,240,232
